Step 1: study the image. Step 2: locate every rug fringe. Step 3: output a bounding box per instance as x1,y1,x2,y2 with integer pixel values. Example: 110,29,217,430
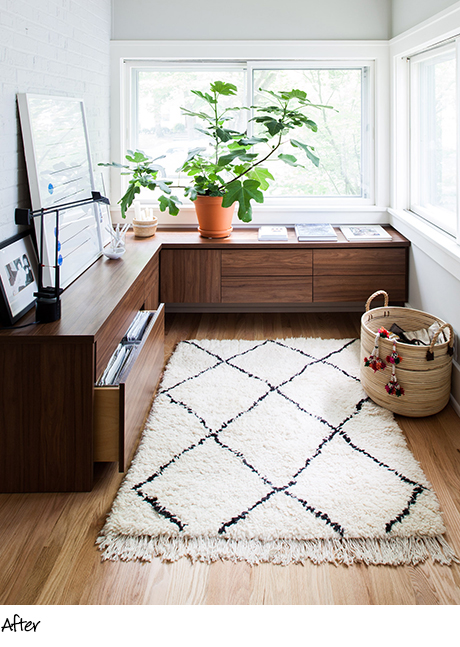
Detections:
96,533,459,566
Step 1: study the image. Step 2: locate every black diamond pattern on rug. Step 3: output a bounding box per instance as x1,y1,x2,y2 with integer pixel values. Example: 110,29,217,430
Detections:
132,338,428,540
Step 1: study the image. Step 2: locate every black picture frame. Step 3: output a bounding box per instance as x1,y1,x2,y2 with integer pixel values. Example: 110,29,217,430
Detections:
0,231,39,325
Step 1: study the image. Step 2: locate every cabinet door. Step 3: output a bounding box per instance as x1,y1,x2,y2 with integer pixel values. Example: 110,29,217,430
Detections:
160,249,221,303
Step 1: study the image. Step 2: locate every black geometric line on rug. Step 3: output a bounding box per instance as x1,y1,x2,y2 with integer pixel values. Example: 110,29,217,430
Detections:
159,338,360,397
214,392,426,538
139,494,186,531
156,339,361,452
272,338,361,383
132,393,216,489
159,340,270,394
214,401,366,536
134,387,426,537
133,393,369,537
339,429,426,490
385,484,426,532
132,387,280,506
224,339,361,393
202,337,362,386
217,486,346,537
131,338,426,536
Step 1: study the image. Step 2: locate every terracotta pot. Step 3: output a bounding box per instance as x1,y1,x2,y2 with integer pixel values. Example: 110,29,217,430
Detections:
194,196,234,238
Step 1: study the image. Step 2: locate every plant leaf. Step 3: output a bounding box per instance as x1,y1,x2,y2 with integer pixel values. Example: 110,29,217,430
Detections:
210,81,237,96
118,183,139,218
216,127,234,142
278,153,304,168
237,136,268,146
190,90,216,104
246,167,274,191
222,179,264,222
290,139,320,167
158,194,181,216
217,148,250,166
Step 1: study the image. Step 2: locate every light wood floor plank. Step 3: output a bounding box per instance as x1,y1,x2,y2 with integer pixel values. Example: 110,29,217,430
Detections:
1,312,460,605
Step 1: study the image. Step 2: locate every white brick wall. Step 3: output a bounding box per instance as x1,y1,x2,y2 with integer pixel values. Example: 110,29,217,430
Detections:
0,0,111,242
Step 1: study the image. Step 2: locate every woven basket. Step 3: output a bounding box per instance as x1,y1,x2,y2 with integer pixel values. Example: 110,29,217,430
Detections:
360,290,454,417
132,217,158,238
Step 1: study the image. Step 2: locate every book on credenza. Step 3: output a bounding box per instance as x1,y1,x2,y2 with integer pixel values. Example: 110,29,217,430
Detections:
295,223,337,241
258,226,289,241
340,225,392,241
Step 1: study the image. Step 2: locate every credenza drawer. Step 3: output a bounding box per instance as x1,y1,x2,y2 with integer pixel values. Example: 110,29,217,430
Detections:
314,248,407,275
222,250,312,276
313,276,407,303
222,276,312,303
94,305,164,471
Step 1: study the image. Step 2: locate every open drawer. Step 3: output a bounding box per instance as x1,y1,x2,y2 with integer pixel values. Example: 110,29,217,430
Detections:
94,304,164,471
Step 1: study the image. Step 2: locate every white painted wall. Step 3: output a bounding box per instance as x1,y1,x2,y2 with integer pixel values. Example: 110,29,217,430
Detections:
0,0,111,244
112,0,391,41
391,0,459,36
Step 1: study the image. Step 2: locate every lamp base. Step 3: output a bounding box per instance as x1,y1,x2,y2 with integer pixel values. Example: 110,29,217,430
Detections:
35,295,61,323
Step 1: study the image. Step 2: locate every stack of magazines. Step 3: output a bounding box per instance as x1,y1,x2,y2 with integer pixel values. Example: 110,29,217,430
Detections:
123,311,152,343
97,312,153,386
97,344,134,386
295,223,337,241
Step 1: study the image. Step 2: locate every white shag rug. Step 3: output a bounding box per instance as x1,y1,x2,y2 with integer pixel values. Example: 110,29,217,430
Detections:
98,338,457,566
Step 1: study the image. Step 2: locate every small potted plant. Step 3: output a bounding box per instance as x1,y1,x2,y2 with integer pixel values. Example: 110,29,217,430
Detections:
101,81,331,238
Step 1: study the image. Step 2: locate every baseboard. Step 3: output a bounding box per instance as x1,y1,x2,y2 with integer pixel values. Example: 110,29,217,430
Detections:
450,359,460,418
165,303,366,313
450,393,460,417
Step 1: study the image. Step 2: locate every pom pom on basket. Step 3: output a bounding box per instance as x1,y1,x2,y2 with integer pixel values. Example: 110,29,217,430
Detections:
360,291,454,417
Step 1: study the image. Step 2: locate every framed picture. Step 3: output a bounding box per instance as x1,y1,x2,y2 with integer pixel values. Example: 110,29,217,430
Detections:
0,232,39,325
17,93,110,290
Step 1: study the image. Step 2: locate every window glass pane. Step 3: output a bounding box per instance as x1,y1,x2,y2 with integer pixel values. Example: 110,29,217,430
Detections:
410,46,457,234
134,68,246,179
252,68,364,197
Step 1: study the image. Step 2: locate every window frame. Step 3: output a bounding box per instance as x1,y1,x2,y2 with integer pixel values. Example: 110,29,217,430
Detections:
408,40,458,237
109,40,389,225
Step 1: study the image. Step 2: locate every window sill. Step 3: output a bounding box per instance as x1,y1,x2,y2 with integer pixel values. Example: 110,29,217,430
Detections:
111,203,389,226
389,208,460,282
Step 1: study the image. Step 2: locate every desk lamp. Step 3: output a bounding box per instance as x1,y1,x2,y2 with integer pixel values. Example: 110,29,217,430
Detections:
15,191,110,323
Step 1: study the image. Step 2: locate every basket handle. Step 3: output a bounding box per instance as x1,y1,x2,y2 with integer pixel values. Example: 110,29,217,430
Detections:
365,290,389,312
426,323,454,361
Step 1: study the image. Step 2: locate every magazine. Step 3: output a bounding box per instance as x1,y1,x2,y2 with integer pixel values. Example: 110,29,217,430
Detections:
295,223,337,241
258,226,288,241
340,225,392,241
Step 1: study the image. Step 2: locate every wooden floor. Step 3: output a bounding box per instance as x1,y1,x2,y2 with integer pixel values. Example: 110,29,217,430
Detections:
1,311,460,605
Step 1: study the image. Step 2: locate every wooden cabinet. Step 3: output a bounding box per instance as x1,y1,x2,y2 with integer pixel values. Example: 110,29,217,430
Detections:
160,230,408,307
0,238,165,493
160,249,221,303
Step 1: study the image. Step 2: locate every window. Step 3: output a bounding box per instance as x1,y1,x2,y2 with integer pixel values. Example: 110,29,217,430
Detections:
132,65,247,179
251,66,369,200
409,42,457,236
126,60,373,207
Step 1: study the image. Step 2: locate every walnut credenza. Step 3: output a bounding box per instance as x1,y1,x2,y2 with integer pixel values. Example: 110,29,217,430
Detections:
159,226,409,305
0,226,409,492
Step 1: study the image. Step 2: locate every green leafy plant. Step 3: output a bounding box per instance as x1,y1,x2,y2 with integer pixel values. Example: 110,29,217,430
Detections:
99,149,181,217
101,81,332,222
